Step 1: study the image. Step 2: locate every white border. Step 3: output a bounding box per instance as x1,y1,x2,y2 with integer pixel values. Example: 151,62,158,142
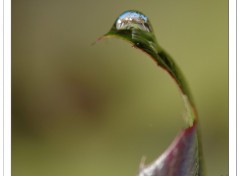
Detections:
0,0,4,175
3,0,11,176
230,0,237,175
236,0,240,175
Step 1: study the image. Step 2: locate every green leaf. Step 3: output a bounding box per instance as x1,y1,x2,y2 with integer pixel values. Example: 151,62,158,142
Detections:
97,10,204,176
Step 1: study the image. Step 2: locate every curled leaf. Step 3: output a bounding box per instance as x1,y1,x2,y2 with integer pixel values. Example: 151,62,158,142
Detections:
97,10,204,176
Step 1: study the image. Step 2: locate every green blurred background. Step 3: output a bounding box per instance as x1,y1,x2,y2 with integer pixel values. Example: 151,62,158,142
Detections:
12,0,228,176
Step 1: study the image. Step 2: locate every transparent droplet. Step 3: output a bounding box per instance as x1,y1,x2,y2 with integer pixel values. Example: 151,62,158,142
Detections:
115,10,153,32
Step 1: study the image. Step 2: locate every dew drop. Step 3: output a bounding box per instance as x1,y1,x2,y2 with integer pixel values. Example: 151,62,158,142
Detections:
115,10,153,32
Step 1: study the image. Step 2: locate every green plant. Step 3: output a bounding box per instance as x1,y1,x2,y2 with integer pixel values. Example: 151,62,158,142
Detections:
98,10,204,176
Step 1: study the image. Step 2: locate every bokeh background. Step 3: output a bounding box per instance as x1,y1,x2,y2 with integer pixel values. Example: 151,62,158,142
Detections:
12,0,228,176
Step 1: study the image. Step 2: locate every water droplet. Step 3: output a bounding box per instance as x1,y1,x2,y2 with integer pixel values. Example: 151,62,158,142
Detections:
115,10,153,32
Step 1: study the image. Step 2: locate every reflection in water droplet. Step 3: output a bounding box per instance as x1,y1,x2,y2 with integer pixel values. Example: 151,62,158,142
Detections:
115,10,152,32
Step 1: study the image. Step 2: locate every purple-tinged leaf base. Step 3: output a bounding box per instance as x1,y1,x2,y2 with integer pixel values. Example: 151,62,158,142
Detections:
139,123,200,176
